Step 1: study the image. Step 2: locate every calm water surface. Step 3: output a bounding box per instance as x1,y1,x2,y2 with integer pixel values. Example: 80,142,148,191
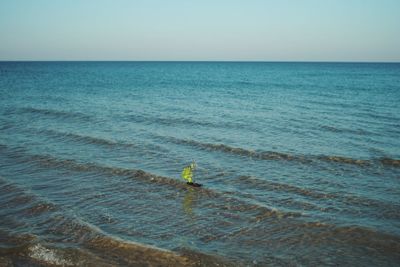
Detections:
0,62,399,266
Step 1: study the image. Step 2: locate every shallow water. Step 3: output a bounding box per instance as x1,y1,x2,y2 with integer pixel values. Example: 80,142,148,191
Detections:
1,62,399,266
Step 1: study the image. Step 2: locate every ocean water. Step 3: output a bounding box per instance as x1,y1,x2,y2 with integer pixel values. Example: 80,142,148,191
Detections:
0,61,399,266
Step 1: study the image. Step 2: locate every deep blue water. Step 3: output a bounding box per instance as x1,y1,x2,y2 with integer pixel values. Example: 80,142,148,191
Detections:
1,62,399,266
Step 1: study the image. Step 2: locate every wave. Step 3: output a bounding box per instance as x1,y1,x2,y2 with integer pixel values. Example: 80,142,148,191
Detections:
85,235,237,267
0,221,225,266
36,128,135,148
126,113,218,128
162,136,311,162
0,120,13,131
283,222,400,256
124,113,263,133
9,107,93,122
234,175,334,200
27,153,196,190
3,126,169,157
317,155,400,167
161,136,400,168
1,233,236,267
380,157,400,167
316,155,370,165
319,124,374,136
0,178,58,219
355,111,400,124
233,175,400,220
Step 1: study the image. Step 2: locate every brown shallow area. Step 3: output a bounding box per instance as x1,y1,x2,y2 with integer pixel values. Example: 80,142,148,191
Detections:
0,231,236,267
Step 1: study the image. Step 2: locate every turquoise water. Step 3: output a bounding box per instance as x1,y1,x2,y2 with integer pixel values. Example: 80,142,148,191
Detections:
1,62,399,266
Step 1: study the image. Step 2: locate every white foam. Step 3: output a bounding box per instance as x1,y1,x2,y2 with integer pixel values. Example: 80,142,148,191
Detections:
29,243,72,266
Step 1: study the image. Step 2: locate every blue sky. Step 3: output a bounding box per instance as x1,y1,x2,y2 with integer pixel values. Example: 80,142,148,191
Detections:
0,0,399,61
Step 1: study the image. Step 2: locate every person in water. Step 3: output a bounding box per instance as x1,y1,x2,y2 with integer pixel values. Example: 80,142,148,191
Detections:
181,161,201,187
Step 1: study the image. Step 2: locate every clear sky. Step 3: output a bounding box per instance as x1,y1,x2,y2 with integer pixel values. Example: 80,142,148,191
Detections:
0,0,399,61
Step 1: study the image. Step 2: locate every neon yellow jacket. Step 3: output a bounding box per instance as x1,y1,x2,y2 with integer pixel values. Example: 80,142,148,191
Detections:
181,166,193,183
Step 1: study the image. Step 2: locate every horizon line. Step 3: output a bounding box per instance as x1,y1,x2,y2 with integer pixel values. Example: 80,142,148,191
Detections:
0,60,399,64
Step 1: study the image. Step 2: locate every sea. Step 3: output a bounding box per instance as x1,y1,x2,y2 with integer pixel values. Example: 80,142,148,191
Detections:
0,61,399,266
